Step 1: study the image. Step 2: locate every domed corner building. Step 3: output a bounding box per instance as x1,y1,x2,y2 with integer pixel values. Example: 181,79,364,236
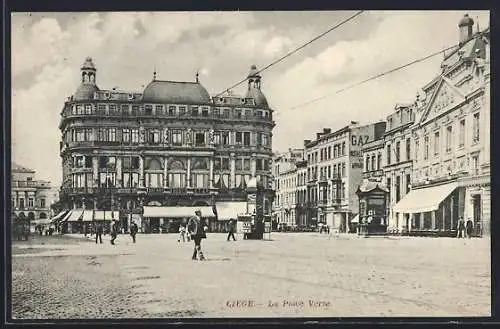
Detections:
58,58,276,234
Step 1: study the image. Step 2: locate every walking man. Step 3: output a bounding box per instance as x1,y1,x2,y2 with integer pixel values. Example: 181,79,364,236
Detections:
227,218,236,241
130,220,138,243
95,221,103,244
466,218,474,238
457,217,466,238
187,209,207,261
110,219,118,245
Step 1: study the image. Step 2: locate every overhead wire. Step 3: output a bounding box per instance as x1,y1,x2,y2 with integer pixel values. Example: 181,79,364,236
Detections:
213,10,365,99
281,44,459,113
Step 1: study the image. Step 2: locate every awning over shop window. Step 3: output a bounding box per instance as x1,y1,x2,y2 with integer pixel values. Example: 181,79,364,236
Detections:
392,182,458,214
94,211,118,221
215,202,248,220
82,210,94,222
66,209,84,222
50,210,68,223
60,210,73,222
143,206,215,218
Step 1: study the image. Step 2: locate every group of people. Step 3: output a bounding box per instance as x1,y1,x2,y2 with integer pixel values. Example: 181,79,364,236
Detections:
90,219,138,245
457,217,475,238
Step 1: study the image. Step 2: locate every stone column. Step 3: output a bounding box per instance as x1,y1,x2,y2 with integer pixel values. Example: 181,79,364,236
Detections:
209,158,214,188
159,218,164,234
116,157,122,187
139,156,144,187
431,211,436,230
187,158,191,188
419,213,424,230
251,153,257,177
164,157,168,187
442,202,446,231
92,156,99,187
230,153,236,188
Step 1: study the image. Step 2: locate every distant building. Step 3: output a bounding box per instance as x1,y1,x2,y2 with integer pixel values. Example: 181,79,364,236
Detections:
304,121,386,231
272,149,304,228
392,14,490,236
11,163,56,227
383,104,416,231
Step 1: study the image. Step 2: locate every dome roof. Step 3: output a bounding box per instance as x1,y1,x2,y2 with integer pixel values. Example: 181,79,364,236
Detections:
247,64,260,78
459,14,474,27
246,87,269,108
81,57,96,70
142,80,211,104
74,83,99,101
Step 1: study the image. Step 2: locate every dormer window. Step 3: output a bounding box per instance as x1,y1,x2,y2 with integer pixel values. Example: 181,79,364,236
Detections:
201,108,209,117
191,106,198,117
128,93,134,100
145,105,153,115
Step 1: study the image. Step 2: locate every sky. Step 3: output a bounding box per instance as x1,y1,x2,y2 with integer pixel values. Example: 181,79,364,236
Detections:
11,10,490,187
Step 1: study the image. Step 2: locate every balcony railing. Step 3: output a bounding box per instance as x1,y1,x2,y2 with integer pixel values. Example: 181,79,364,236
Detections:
61,110,274,124
12,180,50,188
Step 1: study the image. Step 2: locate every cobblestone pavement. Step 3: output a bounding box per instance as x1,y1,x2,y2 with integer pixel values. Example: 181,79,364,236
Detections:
11,232,490,319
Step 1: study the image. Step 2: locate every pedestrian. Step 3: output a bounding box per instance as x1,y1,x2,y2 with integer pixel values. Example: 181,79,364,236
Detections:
457,217,466,238
227,218,236,241
466,218,474,238
178,224,186,243
95,221,103,244
130,220,138,243
187,209,207,261
110,219,118,245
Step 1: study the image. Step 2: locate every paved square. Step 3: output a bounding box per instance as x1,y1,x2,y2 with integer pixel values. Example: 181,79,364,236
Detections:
11,233,490,318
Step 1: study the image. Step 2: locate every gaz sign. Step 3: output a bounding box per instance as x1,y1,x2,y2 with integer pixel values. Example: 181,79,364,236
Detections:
351,135,370,146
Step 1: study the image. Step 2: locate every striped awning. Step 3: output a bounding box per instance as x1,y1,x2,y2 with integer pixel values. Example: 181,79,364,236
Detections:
66,209,84,222
50,210,68,223
60,210,73,222
94,211,119,221
143,206,215,218
82,210,94,222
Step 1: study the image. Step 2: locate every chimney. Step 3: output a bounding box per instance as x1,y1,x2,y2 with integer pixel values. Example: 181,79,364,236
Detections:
316,133,322,140
323,128,331,134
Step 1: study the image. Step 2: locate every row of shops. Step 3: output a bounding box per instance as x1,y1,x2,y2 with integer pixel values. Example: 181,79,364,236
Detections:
50,201,250,234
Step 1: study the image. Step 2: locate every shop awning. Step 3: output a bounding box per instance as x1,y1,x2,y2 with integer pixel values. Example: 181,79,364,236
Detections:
50,210,68,223
60,210,73,222
82,210,94,222
392,182,458,214
215,202,248,220
66,209,84,222
94,211,118,221
143,206,215,218
351,214,360,223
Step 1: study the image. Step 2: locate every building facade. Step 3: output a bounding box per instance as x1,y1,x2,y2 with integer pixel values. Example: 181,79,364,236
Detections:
383,104,416,232
304,122,386,232
12,163,56,227
272,148,304,228
58,58,275,232
393,15,490,236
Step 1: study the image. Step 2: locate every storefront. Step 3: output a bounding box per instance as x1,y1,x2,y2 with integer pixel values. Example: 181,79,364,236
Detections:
392,181,461,236
214,202,248,232
356,180,389,235
142,206,215,233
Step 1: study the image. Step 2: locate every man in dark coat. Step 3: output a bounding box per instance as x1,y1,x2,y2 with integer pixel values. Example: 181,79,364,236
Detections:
130,220,138,243
95,221,103,244
187,209,207,260
110,219,118,245
466,218,474,238
227,218,236,241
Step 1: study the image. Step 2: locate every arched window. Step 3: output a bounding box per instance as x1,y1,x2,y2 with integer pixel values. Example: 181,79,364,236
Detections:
39,212,47,219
